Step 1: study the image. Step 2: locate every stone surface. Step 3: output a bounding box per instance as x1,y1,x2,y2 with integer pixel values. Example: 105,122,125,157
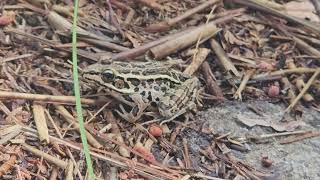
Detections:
196,100,320,180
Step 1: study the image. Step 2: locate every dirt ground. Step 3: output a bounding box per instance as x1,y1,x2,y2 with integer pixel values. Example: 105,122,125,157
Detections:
193,101,320,180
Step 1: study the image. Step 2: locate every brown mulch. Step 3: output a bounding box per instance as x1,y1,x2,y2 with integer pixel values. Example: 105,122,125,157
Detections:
0,0,319,179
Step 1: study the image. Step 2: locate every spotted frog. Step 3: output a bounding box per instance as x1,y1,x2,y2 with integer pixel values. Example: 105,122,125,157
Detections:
82,60,203,123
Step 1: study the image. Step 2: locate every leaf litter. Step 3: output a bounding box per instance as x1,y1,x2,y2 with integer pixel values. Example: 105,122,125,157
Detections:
0,0,319,179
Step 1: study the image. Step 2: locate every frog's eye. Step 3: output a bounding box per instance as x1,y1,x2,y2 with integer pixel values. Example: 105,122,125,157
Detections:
102,69,115,82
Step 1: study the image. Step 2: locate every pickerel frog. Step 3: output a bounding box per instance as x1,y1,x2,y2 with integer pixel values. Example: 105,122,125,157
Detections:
82,61,203,123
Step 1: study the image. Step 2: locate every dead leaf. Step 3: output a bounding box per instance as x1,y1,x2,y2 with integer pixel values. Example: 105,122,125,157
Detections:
237,114,306,132
283,1,320,23
224,30,250,46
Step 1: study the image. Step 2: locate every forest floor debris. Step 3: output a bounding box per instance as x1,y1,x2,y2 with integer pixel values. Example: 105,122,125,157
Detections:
0,0,319,179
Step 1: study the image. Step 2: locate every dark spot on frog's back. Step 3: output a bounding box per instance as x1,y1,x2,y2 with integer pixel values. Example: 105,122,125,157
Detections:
153,85,160,91
140,91,146,96
131,71,140,75
147,79,154,85
147,91,152,101
161,86,167,92
127,78,140,86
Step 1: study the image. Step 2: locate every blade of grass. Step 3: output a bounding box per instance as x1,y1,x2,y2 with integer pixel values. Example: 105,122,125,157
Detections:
71,0,95,179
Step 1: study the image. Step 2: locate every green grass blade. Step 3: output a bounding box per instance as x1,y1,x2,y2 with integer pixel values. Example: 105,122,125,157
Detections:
71,0,96,179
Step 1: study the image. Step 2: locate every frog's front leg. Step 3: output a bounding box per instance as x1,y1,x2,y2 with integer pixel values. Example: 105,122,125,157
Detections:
115,94,149,123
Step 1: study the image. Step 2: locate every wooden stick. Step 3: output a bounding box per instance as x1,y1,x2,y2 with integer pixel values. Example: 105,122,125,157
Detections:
23,127,180,179
32,103,50,143
21,143,68,169
0,91,96,105
210,39,240,77
149,22,220,59
253,68,318,79
79,37,129,52
0,54,33,63
292,36,320,60
55,105,103,148
201,61,224,98
136,0,164,11
183,48,211,75
286,69,320,112
146,0,221,32
287,61,314,102
111,27,195,61
109,13,239,61
230,0,320,35
234,69,255,100
280,131,320,144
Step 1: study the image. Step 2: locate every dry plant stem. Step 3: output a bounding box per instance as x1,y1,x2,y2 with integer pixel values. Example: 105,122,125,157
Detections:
49,166,59,180
183,48,211,75
79,37,129,52
0,91,95,105
253,68,318,79
230,0,320,34
110,1,135,25
0,54,33,63
146,0,221,32
296,34,320,47
192,173,225,180
256,130,312,139
65,160,74,180
4,28,56,45
248,0,284,10
149,23,220,60
87,126,175,173
86,126,157,165
45,110,83,180
280,131,320,144
201,61,224,98
105,110,130,157
55,105,103,148
5,29,100,61
18,1,48,15
124,8,135,25
287,61,314,102
281,77,298,105
111,12,239,61
111,27,195,61
286,69,320,112
32,103,50,143
210,39,240,77
0,126,22,145
106,0,124,37
23,128,179,179
292,36,320,60
47,11,114,42
234,69,255,100
227,54,256,65
182,138,191,169
136,0,163,11
0,153,17,177
0,101,21,124
21,143,68,169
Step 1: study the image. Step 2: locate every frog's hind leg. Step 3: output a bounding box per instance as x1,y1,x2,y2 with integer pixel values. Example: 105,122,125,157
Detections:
159,101,197,125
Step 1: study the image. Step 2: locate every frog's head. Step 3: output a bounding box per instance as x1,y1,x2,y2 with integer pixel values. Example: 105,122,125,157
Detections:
82,64,134,94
